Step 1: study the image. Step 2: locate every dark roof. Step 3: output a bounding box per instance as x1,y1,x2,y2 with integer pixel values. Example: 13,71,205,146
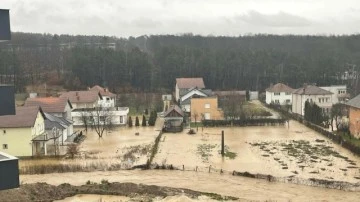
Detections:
0,106,45,128
176,78,205,89
164,105,184,117
59,91,102,103
89,85,116,97
25,97,72,113
44,113,72,127
266,83,294,93
45,119,65,130
346,94,360,109
293,85,332,95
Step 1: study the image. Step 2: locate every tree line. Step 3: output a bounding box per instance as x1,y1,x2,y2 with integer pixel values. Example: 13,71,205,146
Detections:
1,32,360,94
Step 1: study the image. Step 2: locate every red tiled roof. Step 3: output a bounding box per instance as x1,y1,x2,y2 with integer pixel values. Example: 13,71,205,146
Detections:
0,106,44,128
89,85,116,97
25,97,71,113
266,83,294,93
176,78,205,89
59,91,101,103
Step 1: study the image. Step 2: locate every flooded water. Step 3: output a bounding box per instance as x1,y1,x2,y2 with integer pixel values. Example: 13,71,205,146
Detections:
155,121,360,183
19,126,159,172
20,170,360,201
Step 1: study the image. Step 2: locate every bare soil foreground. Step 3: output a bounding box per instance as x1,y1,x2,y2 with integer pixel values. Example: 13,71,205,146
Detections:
20,170,360,201
0,181,234,202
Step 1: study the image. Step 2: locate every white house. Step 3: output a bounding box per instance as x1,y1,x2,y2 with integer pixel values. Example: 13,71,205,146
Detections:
265,83,294,105
175,78,205,102
44,113,73,144
292,85,333,116
89,85,116,107
71,107,129,126
59,91,102,110
320,85,350,104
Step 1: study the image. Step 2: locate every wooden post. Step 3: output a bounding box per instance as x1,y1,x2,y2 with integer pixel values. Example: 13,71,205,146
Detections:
209,165,211,173
196,166,198,172
183,165,184,171
221,130,225,156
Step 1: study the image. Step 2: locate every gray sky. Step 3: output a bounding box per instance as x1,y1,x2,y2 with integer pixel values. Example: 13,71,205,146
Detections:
2,0,360,37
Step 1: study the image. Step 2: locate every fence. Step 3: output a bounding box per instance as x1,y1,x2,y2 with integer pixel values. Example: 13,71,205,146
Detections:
267,104,360,156
202,118,286,127
149,163,360,191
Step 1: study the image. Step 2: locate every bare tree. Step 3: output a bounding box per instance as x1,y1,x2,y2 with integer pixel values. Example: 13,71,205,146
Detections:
66,143,80,159
88,107,115,138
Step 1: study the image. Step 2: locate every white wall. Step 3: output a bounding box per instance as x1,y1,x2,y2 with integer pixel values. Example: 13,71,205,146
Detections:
292,94,332,116
71,108,129,126
98,96,116,107
180,89,207,102
320,85,347,104
266,91,292,105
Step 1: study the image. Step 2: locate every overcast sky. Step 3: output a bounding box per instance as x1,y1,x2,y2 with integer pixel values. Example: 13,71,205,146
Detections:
2,0,360,37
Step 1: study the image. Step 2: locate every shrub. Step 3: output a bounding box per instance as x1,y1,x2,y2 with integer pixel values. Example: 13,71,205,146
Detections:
66,144,80,159
142,115,147,126
128,116,133,127
135,116,140,126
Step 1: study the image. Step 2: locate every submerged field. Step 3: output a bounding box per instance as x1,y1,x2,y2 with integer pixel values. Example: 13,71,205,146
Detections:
154,121,360,183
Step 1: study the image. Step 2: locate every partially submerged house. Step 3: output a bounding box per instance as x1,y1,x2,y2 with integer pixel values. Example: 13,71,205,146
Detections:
175,78,205,102
292,85,333,116
60,90,129,126
44,113,73,144
0,106,48,156
346,94,360,138
163,105,184,132
190,97,223,122
89,85,116,107
265,83,294,105
179,88,212,113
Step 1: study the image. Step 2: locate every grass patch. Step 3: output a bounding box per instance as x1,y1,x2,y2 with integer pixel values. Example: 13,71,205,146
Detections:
224,151,237,159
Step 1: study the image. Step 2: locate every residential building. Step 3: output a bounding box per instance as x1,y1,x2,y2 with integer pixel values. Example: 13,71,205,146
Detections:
345,94,360,138
59,91,102,109
175,78,205,102
60,89,128,126
163,105,184,132
44,113,73,143
190,97,223,122
265,83,294,105
25,97,73,120
292,85,333,116
89,85,116,107
0,106,48,156
0,152,19,190
71,107,129,126
179,88,212,113
320,85,350,104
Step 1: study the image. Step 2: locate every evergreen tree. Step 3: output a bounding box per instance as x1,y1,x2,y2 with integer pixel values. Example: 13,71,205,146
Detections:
128,116,133,127
142,115,147,126
148,110,158,126
135,116,140,126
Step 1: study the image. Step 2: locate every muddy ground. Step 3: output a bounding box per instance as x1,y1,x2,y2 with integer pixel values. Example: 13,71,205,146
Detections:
0,181,236,202
154,121,360,183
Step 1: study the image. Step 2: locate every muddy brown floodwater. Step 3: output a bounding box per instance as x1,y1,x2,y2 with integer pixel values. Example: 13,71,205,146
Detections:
19,126,159,172
154,120,360,183
21,170,360,201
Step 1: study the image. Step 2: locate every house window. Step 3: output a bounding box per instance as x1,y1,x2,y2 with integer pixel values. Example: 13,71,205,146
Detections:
275,100,280,104
3,144,8,149
285,92,291,95
100,116,105,122
318,98,321,103
286,99,290,103
274,93,280,96
120,116,123,123
205,104,210,109
204,113,211,120
3,130,5,134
